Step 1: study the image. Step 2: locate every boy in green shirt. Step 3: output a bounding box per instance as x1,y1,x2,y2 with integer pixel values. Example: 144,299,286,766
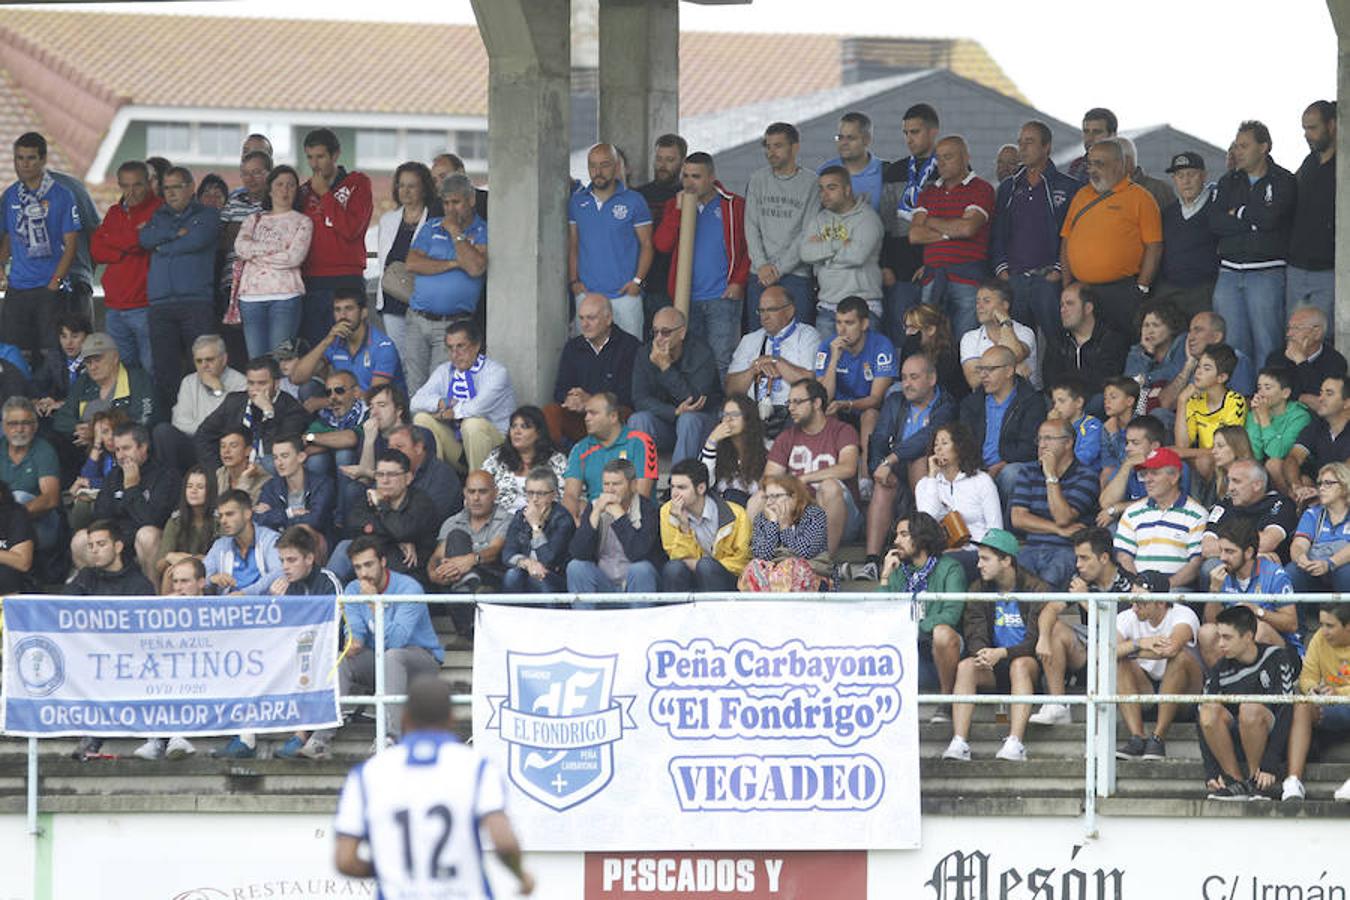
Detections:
1246,366,1310,496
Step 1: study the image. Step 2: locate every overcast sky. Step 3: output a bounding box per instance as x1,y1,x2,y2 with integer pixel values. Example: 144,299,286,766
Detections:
51,0,1339,164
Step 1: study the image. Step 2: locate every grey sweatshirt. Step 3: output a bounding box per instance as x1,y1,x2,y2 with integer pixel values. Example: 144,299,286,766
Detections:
744,166,819,278
798,198,884,311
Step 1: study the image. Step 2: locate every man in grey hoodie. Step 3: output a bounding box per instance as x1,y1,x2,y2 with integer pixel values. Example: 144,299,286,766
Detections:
745,122,819,329
799,166,884,343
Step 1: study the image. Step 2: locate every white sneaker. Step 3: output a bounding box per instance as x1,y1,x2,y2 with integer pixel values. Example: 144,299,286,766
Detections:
1281,776,1306,801
165,737,196,760
1028,703,1072,726
1334,777,1350,802
295,736,331,760
132,739,164,760
995,736,1027,761
941,736,971,761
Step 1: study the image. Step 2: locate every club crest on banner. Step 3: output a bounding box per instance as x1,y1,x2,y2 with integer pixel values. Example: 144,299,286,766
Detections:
486,648,637,811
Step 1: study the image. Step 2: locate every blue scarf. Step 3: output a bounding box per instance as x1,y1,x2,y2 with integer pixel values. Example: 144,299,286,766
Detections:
14,172,56,258
758,320,798,400
320,397,368,432
901,155,938,213
449,354,486,403
905,554,938,594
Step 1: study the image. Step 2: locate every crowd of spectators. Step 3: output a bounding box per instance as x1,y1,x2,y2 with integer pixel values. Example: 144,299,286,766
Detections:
0,98,1346,798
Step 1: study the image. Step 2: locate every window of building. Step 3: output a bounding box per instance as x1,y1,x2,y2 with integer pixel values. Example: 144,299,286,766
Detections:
198,123,243,160
454,130,489,163
405,130,449,165
356,129,399,169
146,122,192,157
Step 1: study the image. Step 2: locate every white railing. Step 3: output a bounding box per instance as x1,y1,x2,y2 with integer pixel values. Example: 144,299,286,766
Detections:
18,590,1350,840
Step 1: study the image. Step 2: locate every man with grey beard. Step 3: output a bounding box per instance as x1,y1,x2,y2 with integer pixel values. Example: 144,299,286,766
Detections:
1059,137,1163,338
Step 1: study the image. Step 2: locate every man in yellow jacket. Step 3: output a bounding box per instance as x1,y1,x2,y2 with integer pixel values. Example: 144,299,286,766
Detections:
660,458,750,591
1281,601,1350,801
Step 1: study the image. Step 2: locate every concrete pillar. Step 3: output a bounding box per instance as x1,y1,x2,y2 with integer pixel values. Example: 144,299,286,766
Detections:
470,0,571,406
598,0,679,184
1331,0,1350,347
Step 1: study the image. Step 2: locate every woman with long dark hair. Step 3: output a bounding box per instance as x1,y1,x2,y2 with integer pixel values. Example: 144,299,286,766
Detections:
1123,299,1188,427
234,165,313,357
376,161,443,359
155,465,218,593
482,406,567,513
913,422,1002,579
700,394,768,508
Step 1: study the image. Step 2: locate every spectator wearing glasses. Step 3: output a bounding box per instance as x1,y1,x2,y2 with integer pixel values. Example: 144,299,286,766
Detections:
1008,417,1099,589
1266,307,1347,408
153,334,246,472
1285,463,1350,594
410,321,515,473
139,166,221,408
502,467,576,594
740,474,829,591
0,396,61,553
700,395,768,508
958,345,1045,502
329,448,439,587
726,285,820,439
375,161,441,358
629,306,723,465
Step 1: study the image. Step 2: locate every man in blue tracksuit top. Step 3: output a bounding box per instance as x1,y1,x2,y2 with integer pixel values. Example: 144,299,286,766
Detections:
989,121,1080,339
311,535,444,752
138,166,220,408
819,111,886,213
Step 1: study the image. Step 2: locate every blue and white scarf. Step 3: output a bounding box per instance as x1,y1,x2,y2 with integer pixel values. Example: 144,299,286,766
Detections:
320,397,368,432
900,155,938,214
757,320,798,401
14,172,56,258
448,354,487,403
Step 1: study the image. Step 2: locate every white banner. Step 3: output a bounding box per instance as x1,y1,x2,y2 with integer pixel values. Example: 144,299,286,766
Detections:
472,601,920,851
1,595,341,736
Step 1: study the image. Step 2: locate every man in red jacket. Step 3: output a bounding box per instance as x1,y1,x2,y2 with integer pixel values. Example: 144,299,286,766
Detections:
652,151,748,379
90,160,161,376
298,128,373,348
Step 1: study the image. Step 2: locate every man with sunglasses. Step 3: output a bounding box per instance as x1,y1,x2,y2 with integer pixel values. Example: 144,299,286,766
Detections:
629,305,722,466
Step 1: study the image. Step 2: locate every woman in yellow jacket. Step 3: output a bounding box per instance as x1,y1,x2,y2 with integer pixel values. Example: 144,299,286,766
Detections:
660,459,751,592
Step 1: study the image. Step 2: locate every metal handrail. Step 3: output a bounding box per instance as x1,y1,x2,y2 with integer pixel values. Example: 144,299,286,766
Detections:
18,590,1346,840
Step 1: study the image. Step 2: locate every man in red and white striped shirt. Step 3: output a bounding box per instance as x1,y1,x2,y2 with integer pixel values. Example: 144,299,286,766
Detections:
908,136,996,340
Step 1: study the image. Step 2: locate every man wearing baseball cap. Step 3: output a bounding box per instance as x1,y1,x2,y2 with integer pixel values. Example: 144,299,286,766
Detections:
51,332,159,447
943,527,1051,763
1114,446,1208,591
1152,152,1218,318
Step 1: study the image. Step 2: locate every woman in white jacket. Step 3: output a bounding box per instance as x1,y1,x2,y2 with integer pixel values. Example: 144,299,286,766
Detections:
376,162,442,359
914,422,1002,582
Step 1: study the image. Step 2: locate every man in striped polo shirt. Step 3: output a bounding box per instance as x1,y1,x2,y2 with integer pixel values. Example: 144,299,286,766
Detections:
908,136,996,340
1114,447,1207,590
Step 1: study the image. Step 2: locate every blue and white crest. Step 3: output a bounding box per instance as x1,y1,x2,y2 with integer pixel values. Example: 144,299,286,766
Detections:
14,636,65,697
487,648,636,811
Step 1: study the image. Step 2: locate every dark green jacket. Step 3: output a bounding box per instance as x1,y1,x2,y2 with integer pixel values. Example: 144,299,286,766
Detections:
53,363,159,435
881,554,967,635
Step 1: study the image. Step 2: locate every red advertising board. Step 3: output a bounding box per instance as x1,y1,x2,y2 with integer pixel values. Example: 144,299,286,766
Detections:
584,851,867,899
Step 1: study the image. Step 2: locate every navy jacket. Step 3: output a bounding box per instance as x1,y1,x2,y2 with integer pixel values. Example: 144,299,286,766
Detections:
631,336,723,423
1040,318,1130,398
554,328,642,409
990,162,1081,275
139,198,220,304
869,387,958,472
503,502,576,576
568,495,665,567
958,376,1046,465
254,472,336,539
1208,160,1297,267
